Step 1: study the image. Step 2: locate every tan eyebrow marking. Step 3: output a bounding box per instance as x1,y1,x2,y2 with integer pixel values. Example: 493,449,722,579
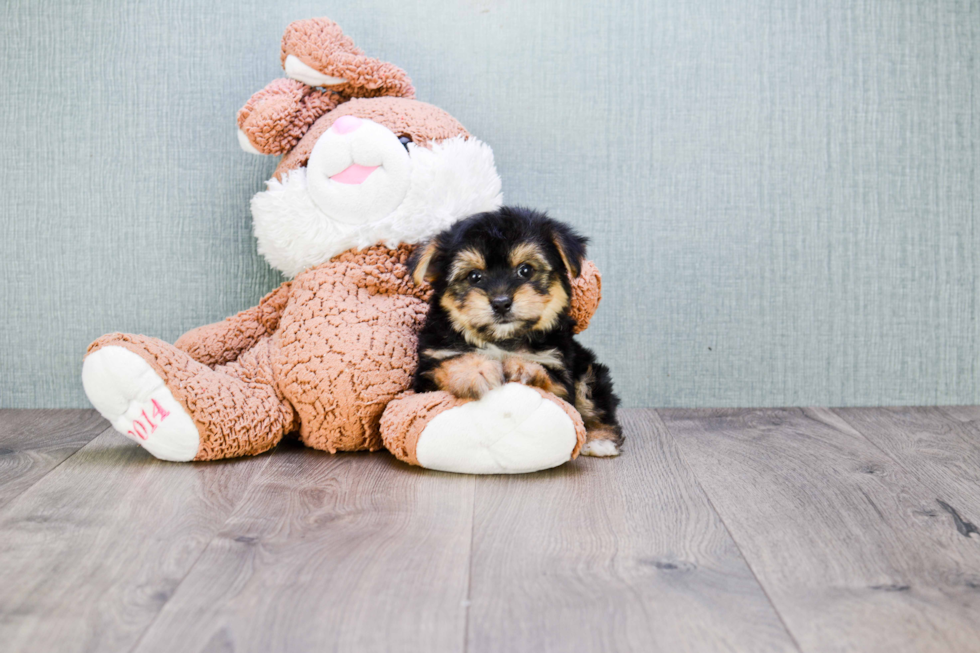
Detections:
509,242,550,270
448,248,486,283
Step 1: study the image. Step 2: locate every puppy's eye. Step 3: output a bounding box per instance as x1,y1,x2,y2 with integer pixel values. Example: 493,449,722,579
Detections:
467,270,483,284
516,263,534,279
398,135,413,150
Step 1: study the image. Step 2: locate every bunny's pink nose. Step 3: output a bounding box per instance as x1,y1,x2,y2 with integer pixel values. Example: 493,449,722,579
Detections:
332,115,362,135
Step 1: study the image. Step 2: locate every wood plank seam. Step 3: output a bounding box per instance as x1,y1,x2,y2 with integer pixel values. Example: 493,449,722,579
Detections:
120,467,274,653
658,406,980,652
831,407,980,542
0,428,278,653
462,408,801,652
0,409,111,508
654,409,805,653
462,492,476,653
0,426,113,509
125,449,475,652
936,406,980,467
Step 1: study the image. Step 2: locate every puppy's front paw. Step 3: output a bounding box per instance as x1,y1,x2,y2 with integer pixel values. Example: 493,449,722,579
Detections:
580,439,620,457
433,353,504,400
453,358,504,399
503,358,549,386
503,357,569,399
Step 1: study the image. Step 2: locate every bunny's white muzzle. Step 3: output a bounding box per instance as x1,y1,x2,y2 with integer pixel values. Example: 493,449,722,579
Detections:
250,133,504,278
306,117,412,226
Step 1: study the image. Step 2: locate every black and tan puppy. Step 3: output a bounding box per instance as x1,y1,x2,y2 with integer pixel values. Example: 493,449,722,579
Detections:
410,206,623,457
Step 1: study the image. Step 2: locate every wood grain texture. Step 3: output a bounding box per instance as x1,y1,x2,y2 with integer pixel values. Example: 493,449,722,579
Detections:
659,407,980,653
0,429,271,653
0,409,107,509
129,441,475,653
464,409,798,653
833,407,980,528
4,408,980,652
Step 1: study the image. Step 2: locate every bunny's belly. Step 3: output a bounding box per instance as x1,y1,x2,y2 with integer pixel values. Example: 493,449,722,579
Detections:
275,283,427,453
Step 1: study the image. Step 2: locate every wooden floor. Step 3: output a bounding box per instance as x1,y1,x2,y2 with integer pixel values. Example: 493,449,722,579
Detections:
1,408,979,652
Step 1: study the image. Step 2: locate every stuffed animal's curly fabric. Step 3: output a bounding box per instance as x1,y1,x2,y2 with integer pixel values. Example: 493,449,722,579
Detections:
82,17,602,474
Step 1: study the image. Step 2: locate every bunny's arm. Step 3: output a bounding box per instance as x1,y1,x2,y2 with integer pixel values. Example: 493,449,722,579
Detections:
175,282,293,367
569,260,602,334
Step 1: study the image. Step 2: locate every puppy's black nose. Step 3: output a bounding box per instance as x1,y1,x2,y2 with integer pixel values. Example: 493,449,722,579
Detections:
490,295,513,315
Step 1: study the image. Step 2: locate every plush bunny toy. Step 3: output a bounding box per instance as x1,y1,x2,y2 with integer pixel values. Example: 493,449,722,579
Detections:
82,17,603,474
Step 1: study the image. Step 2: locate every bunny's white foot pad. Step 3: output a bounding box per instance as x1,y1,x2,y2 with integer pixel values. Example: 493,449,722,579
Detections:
82,346,200,461
415,383,578,474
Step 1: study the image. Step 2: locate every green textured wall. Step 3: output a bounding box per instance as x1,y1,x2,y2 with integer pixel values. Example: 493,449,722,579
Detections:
2,0,978,408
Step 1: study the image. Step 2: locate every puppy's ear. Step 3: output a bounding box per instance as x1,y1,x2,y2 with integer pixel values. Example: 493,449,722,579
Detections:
550,221,589,278
410,239,441,285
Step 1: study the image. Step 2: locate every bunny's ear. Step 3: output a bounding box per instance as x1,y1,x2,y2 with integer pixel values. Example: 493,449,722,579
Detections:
236,18,416,157
237,78,342,155
280,18,415,100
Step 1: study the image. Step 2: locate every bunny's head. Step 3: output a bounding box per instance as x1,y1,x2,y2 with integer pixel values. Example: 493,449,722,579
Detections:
238,18,503,277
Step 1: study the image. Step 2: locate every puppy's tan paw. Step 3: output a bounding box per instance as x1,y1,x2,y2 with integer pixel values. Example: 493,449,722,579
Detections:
502,357,568,398
503,358,547,385
433,354,504,400
581,439,620,457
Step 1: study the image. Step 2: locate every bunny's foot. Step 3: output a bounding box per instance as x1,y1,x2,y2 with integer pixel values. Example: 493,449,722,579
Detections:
381,384,585,474
83,333,296,462
83,345,200,461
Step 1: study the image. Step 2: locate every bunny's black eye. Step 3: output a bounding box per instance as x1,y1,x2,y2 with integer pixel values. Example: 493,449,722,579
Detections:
516,263,534,279
467,270,483,284
398,135,412,150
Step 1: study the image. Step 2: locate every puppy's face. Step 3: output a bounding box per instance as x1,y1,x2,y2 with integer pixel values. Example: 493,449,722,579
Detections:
440,239,568,343
412,209,587,345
